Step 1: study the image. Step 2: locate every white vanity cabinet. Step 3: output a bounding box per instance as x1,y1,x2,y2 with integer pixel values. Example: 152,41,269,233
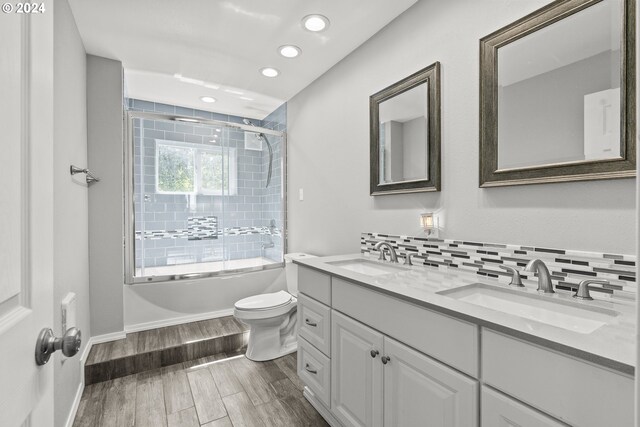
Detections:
296,264,633,427
331,310,478,427
382,335,477,427
481,386,566,427
331,311,384,427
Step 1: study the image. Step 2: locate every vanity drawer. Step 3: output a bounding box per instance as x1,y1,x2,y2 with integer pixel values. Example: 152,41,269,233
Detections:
299,266,331,305
298,336,331,408
332,277,479,377
482,329,633,427
298,293,331,356
482,386,565,427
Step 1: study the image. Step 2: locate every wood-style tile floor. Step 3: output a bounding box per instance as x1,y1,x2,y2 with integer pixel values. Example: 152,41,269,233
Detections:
73,351,329,427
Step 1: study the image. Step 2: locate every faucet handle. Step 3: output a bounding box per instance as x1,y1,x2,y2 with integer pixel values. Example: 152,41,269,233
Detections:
573,279,609,301
404,253,419,266
499,265,524,287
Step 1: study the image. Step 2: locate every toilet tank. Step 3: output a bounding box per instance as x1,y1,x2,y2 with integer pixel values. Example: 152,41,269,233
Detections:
283,253,316,296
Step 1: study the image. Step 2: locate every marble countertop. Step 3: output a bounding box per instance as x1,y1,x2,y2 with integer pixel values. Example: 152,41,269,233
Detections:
294,253,636,375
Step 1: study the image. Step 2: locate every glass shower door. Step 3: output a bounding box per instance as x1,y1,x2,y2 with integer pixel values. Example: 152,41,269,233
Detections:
127,110,285,282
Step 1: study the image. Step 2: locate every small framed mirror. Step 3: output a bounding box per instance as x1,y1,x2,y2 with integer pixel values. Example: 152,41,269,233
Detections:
479,0,635,187
370,62,441,195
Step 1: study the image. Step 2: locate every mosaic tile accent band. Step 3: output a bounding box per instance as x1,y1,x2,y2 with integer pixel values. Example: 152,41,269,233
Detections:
361,232,636,299
137,225,281,241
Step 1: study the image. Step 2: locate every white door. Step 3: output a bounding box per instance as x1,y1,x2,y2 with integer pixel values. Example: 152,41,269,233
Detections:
0,4,55,427
331,311,383,427
383,337,478,427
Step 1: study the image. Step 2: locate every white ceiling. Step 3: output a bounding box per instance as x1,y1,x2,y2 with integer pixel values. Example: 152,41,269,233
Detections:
68,0,417,119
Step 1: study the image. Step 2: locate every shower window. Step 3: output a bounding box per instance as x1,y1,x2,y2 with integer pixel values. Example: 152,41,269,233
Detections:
156,141,237,195
124,109,286,283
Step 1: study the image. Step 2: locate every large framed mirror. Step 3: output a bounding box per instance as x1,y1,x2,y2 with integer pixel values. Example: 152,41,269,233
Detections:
479,0,635,187
370,62,441,195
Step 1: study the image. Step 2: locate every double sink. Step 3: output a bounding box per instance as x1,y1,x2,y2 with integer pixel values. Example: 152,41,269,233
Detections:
327,257,619,335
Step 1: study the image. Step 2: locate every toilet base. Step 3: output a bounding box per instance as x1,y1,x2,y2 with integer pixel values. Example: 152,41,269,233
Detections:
240,309,298,362
245,334,297,361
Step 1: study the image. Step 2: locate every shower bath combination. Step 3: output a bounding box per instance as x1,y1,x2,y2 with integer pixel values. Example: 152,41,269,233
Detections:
243,118,273,188
126,107,286,283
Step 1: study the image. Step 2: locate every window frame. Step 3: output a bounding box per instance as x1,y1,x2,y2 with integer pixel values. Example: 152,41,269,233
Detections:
154,139,238,196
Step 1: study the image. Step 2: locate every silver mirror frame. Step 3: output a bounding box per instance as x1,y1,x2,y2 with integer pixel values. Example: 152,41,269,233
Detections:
479,0,636,187
370,62,441,195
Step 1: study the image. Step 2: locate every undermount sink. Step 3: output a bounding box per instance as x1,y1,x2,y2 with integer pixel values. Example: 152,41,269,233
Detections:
438,283,618,334
328,258,408,276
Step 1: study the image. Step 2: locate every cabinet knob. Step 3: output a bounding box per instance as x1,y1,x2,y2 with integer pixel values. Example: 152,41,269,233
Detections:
370,349,379,358
381,356,391,365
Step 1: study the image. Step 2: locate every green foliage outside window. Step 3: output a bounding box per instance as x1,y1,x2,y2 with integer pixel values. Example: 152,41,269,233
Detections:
200,151,230,193
157,145,195,192
156,142,235,195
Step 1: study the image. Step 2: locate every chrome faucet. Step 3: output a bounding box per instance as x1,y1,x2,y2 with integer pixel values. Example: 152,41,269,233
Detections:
524,259,555,294
374,241,398,263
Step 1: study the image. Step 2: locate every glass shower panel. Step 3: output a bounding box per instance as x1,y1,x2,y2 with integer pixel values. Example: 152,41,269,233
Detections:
260,133,284,265
129,110,284,281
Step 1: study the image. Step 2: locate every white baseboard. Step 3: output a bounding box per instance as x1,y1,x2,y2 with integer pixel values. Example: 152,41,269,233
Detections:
90,330,127,345
303,387,343,427
64,376,84,427
124,308,235,334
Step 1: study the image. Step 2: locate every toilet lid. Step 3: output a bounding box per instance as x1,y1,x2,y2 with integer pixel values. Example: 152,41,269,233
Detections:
235,290,293,311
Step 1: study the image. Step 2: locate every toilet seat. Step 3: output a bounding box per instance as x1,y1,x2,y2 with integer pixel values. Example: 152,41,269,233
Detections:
234,291,296,320
235,290,292,311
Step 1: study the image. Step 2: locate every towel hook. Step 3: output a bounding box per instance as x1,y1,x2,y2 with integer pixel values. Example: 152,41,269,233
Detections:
70,165,100,185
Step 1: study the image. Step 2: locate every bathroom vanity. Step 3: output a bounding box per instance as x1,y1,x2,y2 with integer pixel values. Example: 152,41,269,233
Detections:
294,254,635,427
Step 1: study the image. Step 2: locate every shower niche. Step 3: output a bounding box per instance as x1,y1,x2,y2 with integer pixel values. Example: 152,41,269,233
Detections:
124,103,286,283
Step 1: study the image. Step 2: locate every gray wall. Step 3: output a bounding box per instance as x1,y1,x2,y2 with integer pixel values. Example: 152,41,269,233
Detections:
87,55,125,336
498,50,620,169
53,1,91,425
287,0,636,255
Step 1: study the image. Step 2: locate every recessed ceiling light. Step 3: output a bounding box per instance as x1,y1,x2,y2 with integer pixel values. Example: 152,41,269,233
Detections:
215,129,221,132
260,67,279,78
279,45,301,58
302,14,330,32
239,96,254,101
200,96,216,103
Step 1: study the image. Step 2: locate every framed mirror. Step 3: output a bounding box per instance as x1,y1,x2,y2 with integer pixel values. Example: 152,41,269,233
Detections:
370,62,441,195
479,0,635,187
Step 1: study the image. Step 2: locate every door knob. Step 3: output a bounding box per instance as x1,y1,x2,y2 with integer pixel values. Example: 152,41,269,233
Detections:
35,327,82,366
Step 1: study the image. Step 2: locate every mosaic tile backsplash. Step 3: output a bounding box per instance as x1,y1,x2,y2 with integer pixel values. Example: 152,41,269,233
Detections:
361,232,636,300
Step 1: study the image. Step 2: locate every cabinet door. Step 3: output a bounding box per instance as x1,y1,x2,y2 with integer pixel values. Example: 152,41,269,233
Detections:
331,310,384,427
481,386,566,427
383,337,478,427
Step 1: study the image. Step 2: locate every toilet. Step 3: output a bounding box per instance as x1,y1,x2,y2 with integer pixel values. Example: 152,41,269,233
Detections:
234,253,315,361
